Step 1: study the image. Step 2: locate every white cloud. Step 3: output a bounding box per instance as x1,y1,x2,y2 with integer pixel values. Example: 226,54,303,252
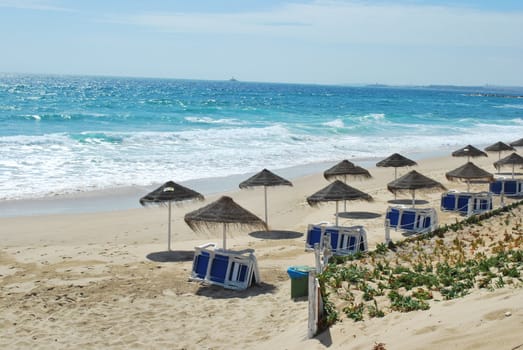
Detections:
0,0,74,12
103,0,523,48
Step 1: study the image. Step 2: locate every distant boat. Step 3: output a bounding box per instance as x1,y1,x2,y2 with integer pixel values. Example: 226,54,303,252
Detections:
229,77,238,82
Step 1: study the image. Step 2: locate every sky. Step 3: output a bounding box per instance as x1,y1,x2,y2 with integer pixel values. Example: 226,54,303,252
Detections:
1,0,522,86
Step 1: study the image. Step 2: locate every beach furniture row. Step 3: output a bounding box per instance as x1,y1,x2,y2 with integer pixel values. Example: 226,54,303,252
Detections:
189,178,519,291
190,243,261,290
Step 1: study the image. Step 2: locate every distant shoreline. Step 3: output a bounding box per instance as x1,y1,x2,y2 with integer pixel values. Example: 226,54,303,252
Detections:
2,72,523,92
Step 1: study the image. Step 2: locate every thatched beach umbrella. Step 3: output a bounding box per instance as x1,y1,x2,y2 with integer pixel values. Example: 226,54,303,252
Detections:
376,153,417,199
184,196,267,250
452,145,488,162
510,138,523,147
140,181,204,251
239,169,292,228
485,142,515,173
387,170,446,207
494,152,523,179
324,160,372,181
445,162,493,191
307,180,373,226
324,160,372,211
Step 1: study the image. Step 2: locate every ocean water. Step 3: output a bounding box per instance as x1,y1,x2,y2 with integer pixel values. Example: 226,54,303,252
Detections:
1,74,522,201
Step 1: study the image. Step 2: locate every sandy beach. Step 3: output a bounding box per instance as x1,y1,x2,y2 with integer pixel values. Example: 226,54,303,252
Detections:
1,153,522,349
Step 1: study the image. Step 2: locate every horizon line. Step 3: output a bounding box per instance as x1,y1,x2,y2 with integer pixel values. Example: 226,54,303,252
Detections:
1,71,523,90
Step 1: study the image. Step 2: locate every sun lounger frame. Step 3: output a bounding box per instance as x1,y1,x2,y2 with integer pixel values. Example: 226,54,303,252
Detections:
440,190,493,216
305,223,368,256
190,243,261,290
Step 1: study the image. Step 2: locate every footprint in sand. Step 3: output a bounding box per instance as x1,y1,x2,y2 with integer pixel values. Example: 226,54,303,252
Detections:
483,309,512,321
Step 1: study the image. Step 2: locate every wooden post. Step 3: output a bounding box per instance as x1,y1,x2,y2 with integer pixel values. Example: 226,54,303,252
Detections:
385,219,391,243
308,270,319,338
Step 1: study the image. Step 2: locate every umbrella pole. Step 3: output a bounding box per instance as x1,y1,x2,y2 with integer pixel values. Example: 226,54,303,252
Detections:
335,201,339,226
394,168,397,200
501,181,505,207
343,175,347,212
411,190,416,208
512,164,515,179
264,186,268,229
223,223,227,250
168,201,172,251
467,180,470,192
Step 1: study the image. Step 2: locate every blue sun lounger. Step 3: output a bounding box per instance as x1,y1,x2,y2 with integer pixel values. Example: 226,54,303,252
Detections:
440,191,492,216
385,206,438,234
190,243,261,290
305,223,368,256
489,179,523,197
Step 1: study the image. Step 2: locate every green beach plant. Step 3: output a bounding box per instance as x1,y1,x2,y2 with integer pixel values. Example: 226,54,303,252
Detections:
317,200,523,326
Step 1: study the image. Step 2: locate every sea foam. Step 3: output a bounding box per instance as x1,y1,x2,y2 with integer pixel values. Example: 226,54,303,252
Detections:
1,74,522,200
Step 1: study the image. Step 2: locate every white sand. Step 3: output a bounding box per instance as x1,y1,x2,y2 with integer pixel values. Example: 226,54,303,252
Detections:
1,153,522,349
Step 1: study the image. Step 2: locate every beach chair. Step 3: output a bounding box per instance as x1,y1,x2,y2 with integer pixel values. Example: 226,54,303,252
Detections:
305,222,329,251
489,180,503,195
441,191,472,214
190,243,261,290
441,191,492,216
335,226,368,255
489,179,523,197
305,223,368,256
385,206,438,234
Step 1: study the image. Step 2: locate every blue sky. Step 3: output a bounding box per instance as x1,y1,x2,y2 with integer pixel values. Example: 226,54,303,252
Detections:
1,0,522,85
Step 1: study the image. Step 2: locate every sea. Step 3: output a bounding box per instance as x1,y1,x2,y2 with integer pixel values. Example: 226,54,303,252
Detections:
1,73,522,214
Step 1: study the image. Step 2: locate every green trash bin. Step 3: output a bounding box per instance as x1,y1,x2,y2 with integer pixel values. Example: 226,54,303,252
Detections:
287,266,313,299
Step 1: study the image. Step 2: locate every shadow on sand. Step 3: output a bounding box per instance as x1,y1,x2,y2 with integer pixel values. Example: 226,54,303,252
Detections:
249,230,303,240
315,327,333,347
387,199,429,206
146,250,194,262
195,282,277,299
337,211,381,219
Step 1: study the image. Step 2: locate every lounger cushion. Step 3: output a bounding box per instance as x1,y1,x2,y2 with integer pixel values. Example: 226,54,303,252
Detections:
193,251,210,279
306,226,323,248
210,254,229,283
386,207,400,227
441,194,456,211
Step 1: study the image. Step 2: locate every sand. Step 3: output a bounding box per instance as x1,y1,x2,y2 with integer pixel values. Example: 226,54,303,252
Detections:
1,153,522,349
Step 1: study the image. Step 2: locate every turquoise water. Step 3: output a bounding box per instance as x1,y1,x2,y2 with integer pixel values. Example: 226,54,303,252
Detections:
1,74,522,200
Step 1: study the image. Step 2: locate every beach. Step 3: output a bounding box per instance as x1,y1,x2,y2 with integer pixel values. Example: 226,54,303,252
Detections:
1,152,522,349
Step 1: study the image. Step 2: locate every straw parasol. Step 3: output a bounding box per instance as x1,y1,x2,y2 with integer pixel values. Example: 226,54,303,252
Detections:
484,141,515,171
510,138,523,147
140,181,204,251
376,153,417,199
184,196,267,250
445,162,493,191
307,180,373,226
323,160,372,181
494,152,523,179
239,169,292,228
452,145,488,162
387,170,446,207
324,159,372,211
